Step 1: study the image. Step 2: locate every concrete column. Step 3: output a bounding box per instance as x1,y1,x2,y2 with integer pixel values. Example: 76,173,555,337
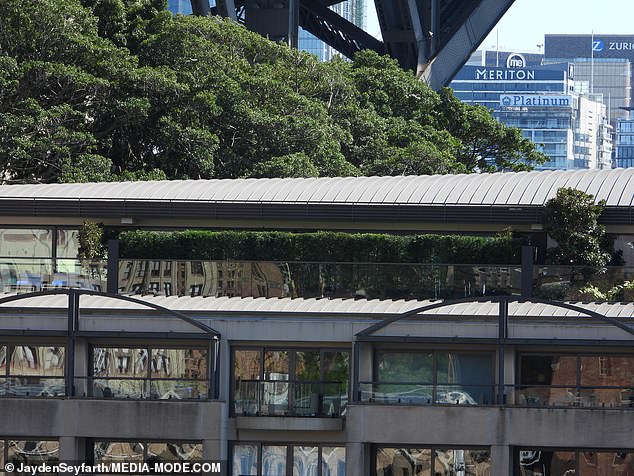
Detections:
203,438,227,476
490,444,511,476
58,436,81,461
345,442,369,475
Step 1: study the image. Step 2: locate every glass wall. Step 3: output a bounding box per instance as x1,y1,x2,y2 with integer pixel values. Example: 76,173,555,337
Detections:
94,440,202,464
361,351,494,405
0,344,65,397
231,443,345,476
1,440,59,470
374,447,491,475
233,347,349,416
516,448,634,475
90,346,208,399
516,353,634,407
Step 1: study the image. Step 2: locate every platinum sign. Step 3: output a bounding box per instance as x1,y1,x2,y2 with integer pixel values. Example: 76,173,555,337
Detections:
500,95,572,107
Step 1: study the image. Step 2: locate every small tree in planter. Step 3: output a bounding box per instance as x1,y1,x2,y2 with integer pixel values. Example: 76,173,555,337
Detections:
77,221,106,284
543,188,612,295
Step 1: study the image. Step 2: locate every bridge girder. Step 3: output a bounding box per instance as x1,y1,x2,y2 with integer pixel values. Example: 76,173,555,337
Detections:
193,0,516,89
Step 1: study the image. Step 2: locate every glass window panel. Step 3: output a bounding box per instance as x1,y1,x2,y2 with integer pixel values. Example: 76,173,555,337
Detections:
517,450,575,476
293,446,318,476
262,445,287,476
10,346,64,376
7,440,59,465
93,347,148,377
323,352,349,416
146,442,202,462
376,352,433,383
56,229,80,259
233,444,258,476
150,379,207,400
464,450,491,476
580,356,634,386
264,351,289,380
436,353,493,405
322,447,346,476
93,378,146,399
94,441,144,463
520,355,578,386
578,452,634,475
296,351,320,381
150,348,207,380
0,345,6,373
234,350,261,380
376,448,431,476
0,228,53,257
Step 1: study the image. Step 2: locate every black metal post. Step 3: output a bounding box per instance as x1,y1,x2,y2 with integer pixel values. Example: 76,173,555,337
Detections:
352,340,360,402
521,245,536,298
66,290,79,397
107,239,120,295
497,298,508,404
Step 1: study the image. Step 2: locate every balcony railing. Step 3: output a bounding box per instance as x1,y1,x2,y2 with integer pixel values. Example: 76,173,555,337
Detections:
358,382,496,405
75,377,210,400
0,258,106,293
119,259,634,302
507,385,634,408
0,376,65,398
234,380,346,417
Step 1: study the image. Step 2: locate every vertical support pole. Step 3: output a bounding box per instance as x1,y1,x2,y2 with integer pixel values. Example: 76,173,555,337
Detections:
288,0,299,49
211,338,220,400
191,0,212,15
497,298,508,404
107,239,120,295
429,0,439,56
66,290,79,397
216,0,237,20
521,245,536,298
352,340,360,402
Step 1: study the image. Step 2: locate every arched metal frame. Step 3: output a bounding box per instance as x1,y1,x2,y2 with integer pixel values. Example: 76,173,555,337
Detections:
0,289,221,399
353,296,634,404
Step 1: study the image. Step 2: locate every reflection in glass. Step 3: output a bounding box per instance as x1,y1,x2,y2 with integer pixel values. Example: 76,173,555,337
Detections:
150,348,207,380
0,228,52,257
56,229,80,259
518,450,575,476
233,444,258,476
296,351,320,381
375,448,431,476
94,441,144,463
94,348,148,377
150,379,207,399
10,346,64,376
264,351,289,380
322,447,346,476
146,443,202,462
293,446,318,476
520,355,577,386
235,351,261,381
377,352,433,383
7,440,59,465
262,445,287,476
92,378,146,399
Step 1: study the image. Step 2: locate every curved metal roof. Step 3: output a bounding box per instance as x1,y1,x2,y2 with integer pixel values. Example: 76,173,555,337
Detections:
2,294,634,318
1,169,633,207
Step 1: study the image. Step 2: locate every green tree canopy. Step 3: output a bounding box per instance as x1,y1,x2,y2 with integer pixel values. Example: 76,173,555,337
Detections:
0,0,547,183
543,187,612,267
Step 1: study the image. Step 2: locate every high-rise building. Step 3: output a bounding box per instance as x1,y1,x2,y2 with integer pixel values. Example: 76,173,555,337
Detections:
615,116,634,168
450,57,613,170
298,0,366,61
544,35,634,127
167,0,192,14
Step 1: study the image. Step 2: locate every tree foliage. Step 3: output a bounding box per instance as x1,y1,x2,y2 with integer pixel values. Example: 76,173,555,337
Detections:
543,188,612,267
0,0,547,183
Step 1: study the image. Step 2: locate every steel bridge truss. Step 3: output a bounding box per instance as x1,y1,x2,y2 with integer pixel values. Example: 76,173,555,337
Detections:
197,0,515,89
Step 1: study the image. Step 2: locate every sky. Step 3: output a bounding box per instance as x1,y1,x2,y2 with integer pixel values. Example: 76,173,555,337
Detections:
366,0,634,53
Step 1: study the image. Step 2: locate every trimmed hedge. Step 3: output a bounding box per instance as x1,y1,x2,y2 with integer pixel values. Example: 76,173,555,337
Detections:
119,230,521,264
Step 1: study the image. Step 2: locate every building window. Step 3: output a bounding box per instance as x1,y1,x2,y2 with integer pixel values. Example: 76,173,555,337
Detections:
362,351,494,405
94,441,202,464
91,346,208,399
516,448,634,475
517,354,634,407
231,443,345,476
0,345,65,397
1,440,59,467
374,446,490,475
232,347,349,417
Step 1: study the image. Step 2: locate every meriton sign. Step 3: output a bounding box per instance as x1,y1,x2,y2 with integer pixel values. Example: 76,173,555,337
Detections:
500,95,572,107
475,69,535,80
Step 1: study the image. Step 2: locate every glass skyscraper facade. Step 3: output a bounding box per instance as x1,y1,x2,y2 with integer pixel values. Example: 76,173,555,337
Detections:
615,118,634,168
298,0,366,61
168,0,193,14
450,58,612,170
